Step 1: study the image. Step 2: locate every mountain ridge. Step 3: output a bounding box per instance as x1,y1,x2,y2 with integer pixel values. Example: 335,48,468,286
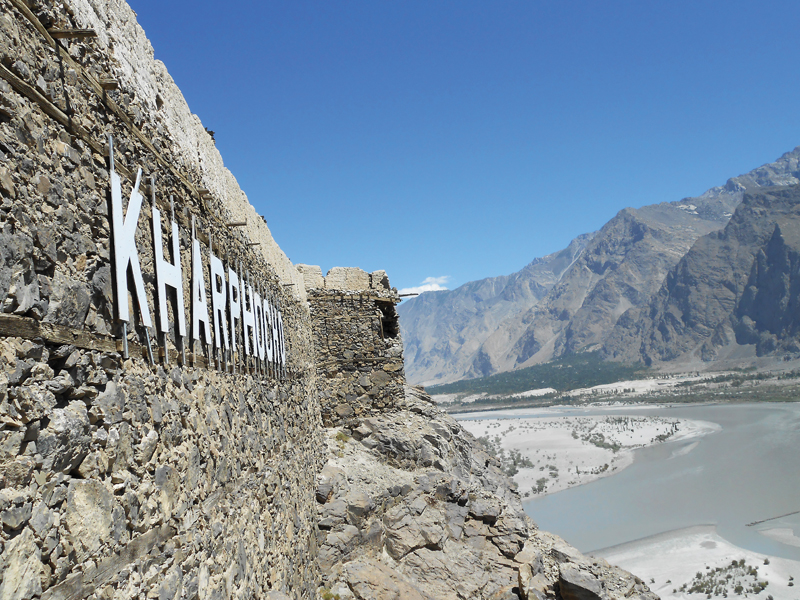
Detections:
603,184,800,367
399,146,800,385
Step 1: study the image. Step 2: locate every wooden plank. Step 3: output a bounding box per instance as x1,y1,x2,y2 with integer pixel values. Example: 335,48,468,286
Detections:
7,0,220,223
8,0,57,46
99,79,118,90
0,63,132,181
0,62,69,130
48,28,96,39
226,221,247,227
0,314,117,352
1,20,194,220
317,356,389,370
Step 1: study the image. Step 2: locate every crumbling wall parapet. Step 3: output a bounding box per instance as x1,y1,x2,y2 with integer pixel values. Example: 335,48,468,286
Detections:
307,282,406,426
296,265,395,294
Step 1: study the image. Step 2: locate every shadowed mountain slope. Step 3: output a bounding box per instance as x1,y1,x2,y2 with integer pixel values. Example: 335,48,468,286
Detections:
603,184,800,366
400,146,800,384
398,235,593,386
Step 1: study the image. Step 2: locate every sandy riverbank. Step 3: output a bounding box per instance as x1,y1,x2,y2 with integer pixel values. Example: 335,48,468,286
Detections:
458,411,719,498
595,526,800,600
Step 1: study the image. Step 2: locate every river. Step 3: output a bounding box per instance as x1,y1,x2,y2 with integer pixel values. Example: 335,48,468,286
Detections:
508,403,800,560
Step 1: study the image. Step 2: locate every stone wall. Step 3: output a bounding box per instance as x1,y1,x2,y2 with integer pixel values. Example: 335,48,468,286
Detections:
302,266,405,427
0,1,324,598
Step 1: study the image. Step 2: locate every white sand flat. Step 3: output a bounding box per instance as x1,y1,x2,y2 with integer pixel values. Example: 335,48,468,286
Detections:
595,526,800,600
459,413,718,497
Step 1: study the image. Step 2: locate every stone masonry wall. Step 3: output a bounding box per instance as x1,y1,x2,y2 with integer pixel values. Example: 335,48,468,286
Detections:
0,2,324,599
303,266,405,427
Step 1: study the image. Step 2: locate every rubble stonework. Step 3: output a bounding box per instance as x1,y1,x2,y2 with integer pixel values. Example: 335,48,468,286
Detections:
0,1,660,599
303,267,405,427
0,0,323,597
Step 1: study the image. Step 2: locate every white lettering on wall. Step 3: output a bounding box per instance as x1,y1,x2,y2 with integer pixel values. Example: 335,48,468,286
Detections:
110,164,152,328
106,137,288,372
264,296,274,364
191,218,212,345
152,203,186,337
276,307,286,368
228,267,242,354
254,289,265,361
210,250,229,351
241,276,257,356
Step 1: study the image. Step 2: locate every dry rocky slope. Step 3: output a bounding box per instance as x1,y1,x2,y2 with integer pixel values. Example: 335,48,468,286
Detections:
399,147,800,384
399,235,593,387
314,385,659,600
0,1,658,599
603,184,800,366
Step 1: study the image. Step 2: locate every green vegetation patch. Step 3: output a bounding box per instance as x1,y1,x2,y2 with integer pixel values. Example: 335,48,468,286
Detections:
676,559,770,597
428,352,650,397
476,434,534,477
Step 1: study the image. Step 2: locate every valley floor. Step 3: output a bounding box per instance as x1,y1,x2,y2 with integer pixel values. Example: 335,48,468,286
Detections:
596,526,800,600
456,409,718,498
456,402,800,599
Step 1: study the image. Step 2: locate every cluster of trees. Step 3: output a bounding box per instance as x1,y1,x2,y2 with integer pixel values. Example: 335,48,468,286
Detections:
475,436,533,477
429,352,649,398
676,559,769,598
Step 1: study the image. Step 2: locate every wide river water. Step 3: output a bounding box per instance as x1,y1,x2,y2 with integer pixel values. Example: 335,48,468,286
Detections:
471,403,800,560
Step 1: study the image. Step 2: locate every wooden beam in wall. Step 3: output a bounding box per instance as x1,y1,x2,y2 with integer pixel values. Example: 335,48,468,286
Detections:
48,28,97,39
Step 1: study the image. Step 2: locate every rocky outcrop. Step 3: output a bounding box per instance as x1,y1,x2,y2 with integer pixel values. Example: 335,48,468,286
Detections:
603,184,800,365
314,386,658,600
398,235,593,386
399,146,800,383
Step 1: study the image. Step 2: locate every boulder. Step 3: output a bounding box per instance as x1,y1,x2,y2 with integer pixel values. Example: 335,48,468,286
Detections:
515,541,544,573
37,400,90,472
343,557,433,600
559,564,606,600
383,501,445,560
519,566,550,600
65,479,115,558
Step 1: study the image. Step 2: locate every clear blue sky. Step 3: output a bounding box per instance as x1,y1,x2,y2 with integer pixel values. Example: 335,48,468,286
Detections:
129,0,800,294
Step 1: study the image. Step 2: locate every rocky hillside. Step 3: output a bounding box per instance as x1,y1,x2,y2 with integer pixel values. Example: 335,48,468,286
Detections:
603,184,800,366
315,385,658,600
399,147,800,384
398,235,592,386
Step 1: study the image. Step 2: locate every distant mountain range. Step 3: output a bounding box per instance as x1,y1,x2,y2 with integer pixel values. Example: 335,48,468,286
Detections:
398,147,800,386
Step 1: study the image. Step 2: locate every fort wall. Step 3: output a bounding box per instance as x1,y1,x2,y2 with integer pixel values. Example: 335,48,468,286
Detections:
301,266,405,427
0,1,325,597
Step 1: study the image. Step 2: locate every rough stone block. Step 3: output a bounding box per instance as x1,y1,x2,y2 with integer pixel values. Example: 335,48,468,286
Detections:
559,564,605,600
296,264,325,290
343,557,433,600
0,527,44,600
65,479,115,557
324,267,370,291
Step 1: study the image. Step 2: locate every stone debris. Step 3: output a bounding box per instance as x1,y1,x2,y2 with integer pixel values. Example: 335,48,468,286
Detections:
313,385,659,600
